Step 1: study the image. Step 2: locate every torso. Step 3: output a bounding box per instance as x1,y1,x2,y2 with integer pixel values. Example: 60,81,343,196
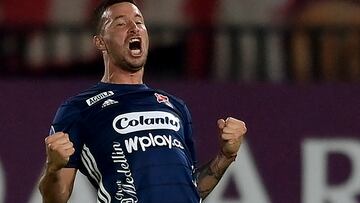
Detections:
51,82,200,203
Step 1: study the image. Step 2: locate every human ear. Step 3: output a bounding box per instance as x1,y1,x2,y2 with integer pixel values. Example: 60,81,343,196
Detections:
93,35,107,52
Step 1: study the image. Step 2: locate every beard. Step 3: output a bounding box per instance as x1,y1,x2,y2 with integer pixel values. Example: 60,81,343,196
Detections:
112,50,148,73
120,59,146,73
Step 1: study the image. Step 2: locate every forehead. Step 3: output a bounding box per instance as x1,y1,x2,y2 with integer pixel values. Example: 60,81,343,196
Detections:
102,2,143,19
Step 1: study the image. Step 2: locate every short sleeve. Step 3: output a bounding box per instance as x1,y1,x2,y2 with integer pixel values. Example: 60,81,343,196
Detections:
50,102,84,168
182,103,198,169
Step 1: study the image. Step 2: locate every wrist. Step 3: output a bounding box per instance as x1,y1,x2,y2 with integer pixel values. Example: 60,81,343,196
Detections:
45,162,62,174
219,151,237,162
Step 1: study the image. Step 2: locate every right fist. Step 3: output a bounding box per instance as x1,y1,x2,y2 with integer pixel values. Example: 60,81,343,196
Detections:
45,132,75,172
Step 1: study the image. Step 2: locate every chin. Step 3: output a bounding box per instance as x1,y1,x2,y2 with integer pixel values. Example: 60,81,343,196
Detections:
128,66,143,73
124,62,145,73
128,58,146,68
117,55,147,72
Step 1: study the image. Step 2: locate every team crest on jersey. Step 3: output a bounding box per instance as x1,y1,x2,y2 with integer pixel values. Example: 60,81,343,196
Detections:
155,93,174,108
86,91,114,106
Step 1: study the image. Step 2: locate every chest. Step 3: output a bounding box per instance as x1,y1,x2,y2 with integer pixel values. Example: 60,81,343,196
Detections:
79,91,187,156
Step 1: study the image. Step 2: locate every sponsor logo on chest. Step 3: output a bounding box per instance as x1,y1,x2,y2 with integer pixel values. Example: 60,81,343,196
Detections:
86,91,114,106
112,111,181,134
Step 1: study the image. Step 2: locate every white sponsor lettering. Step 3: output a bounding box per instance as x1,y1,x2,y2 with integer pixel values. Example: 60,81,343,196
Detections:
124,133,184,153
302,139,360,203
112,142,138,202
26,137,360,203
113,111,180,134
86,91,114,106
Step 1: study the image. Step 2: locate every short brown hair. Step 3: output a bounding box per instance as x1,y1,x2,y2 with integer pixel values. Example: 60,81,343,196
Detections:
92,0,138,35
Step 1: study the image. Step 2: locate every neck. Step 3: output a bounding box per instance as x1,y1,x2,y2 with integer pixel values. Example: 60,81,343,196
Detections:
101,68,144,84
101,56,144,85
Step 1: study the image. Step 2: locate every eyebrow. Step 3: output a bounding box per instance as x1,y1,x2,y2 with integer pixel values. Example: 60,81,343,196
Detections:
113,14,143,21
104,13,144,28
113,15,125,21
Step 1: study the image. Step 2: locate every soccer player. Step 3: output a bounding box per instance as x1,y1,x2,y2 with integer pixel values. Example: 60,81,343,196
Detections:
38,0,247,202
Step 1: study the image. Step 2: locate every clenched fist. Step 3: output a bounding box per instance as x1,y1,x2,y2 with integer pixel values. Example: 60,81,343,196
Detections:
217,117,247,158
45,132,75,172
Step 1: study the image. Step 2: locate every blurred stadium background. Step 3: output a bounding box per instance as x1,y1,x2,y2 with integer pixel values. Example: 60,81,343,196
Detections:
0,0,360,202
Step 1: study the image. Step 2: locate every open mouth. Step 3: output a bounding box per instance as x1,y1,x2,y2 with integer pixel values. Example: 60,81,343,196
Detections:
129,38,142,56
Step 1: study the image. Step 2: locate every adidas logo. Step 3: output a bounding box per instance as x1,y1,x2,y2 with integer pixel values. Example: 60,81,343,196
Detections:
102,99,119,108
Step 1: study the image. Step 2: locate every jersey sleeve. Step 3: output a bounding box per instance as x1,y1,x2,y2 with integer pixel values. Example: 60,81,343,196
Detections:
179,102,201,188
163,92,198,169
181,103,198,168
49,102,84,168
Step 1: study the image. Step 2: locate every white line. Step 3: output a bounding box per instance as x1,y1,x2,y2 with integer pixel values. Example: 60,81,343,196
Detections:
82,145,111,203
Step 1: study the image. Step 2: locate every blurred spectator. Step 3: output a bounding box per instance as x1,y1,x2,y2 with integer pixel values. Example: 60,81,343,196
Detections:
141,0,186,78
0,0,98,75
0,5,2,22
183,0,219,79
5,0,357,84
284,0,360,82
214,0,287,82
0,0,48,74
183,0,287,81
142,0,182,26
145,0,220,79
1,0,49,26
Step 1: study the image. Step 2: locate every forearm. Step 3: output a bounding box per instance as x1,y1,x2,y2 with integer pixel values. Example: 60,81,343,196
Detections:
196,152,236,199
39,167,71,203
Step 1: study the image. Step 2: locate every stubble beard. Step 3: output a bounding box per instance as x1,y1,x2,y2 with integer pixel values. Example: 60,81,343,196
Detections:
116,53,147,73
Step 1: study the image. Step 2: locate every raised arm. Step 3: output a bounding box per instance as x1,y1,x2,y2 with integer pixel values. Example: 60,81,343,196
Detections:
39,132,77,203
196,117,246,199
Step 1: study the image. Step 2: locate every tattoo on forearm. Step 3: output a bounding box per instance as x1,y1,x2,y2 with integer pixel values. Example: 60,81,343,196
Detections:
204,161,226,180
196,154,232,198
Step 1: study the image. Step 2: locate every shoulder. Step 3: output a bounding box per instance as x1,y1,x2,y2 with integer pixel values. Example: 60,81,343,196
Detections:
152,88,192,121
53,83,107,122
63,82,117,108
152,88,186,107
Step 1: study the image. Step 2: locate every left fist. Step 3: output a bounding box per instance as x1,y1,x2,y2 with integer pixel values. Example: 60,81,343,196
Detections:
218,117,247,158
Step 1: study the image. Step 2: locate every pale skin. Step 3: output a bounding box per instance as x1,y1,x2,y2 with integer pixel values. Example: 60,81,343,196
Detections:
39,2,247,202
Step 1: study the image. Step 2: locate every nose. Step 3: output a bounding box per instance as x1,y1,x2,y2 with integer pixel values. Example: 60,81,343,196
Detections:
128,21,139,34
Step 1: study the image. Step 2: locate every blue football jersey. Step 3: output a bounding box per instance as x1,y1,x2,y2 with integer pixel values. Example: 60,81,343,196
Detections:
50,82,201,203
